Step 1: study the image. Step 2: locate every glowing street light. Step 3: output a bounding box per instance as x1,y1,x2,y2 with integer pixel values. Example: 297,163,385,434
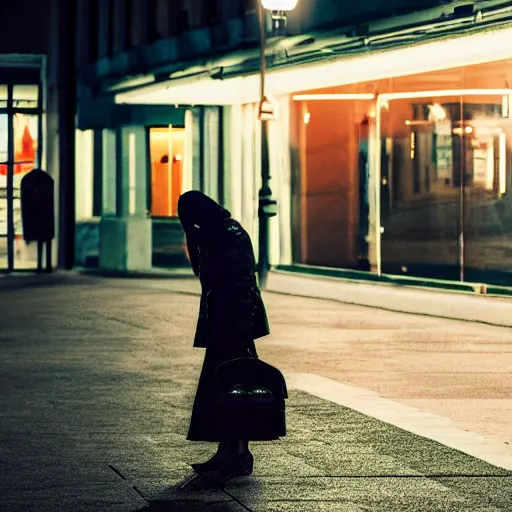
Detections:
261,0,298,10
257,0,299,289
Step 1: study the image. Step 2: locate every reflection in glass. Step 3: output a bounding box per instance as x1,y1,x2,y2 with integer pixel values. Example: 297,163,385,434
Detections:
461,99,512,284
380,97,461,280
289,57,512,285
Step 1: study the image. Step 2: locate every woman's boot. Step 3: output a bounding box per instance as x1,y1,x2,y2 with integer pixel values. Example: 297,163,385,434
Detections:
192,439,253,475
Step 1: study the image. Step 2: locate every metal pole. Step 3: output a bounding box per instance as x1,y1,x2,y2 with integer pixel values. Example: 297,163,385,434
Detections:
368,96,382,277
375,97,382,277
459,96,465,282
257,3,271,289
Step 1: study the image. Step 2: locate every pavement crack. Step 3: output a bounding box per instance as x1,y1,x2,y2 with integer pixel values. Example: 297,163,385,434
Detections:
102,315,150,330
218,486,254,511
132,485,150,501
297,474,512,478
108,464,127,480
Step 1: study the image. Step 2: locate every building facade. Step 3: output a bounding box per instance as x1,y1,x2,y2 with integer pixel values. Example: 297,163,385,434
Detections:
0,0,76,273
75,0,512,286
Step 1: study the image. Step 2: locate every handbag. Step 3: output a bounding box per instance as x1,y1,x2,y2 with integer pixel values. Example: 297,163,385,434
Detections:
213,357,288,440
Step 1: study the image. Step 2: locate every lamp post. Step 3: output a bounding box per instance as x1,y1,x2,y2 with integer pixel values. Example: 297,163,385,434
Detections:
257,0,298,289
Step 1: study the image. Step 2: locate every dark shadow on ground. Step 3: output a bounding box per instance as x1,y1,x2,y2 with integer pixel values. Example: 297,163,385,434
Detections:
133,474,261,511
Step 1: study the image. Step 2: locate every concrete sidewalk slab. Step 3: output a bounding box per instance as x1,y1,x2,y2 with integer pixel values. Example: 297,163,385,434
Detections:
267,270,512,328
286,373,512,471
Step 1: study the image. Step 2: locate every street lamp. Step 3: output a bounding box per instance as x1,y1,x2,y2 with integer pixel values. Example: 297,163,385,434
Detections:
257,0,298,289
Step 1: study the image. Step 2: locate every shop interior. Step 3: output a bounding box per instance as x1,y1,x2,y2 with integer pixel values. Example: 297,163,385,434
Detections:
292,58,512,284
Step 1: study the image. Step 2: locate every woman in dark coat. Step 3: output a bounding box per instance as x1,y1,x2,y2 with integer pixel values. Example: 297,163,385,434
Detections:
177,190,272,477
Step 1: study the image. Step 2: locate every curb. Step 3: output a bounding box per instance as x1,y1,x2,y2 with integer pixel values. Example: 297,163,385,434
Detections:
77,267,196,280
275,264,512,298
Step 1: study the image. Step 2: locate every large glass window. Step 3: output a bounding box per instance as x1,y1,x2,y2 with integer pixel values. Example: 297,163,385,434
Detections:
149,125,185,217
380,91,512,283
292,58,512,285
0,113,7,268
0,85,7,109
13,113,39,241
0,113,7,164
380,95,463,280
0,77,43,272
13,85,38,109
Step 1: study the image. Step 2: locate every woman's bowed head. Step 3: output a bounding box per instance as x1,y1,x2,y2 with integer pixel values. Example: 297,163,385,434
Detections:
178,190,231,238
177,191,284,482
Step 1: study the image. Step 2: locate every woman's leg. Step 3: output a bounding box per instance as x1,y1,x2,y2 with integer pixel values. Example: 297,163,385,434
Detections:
192,438,253,474
217,438,250,456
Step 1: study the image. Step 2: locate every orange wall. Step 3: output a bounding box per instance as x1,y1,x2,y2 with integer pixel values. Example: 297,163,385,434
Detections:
300,100,369,267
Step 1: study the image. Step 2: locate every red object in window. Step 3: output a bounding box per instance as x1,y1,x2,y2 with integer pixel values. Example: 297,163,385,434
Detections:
21,125,34,159
0,124,36,176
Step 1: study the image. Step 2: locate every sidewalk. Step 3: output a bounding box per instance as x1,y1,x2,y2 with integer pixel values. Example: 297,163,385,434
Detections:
78,264,512,327
0,274,511,511
267,269,512,328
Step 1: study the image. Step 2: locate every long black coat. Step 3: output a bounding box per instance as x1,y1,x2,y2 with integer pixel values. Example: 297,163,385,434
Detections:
189,217,270,350
185,217,272,442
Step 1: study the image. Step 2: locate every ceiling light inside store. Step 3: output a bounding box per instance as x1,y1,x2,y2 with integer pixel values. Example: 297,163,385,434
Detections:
261,0,299,10
428,103,447,121
452,126,473,135
293,93,375,100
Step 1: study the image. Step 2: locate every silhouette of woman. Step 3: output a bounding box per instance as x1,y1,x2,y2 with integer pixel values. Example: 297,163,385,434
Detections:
178,191,272,477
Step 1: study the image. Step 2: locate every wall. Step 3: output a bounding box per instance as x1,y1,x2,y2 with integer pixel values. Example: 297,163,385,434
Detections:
0,0,50,54
297,99,371,268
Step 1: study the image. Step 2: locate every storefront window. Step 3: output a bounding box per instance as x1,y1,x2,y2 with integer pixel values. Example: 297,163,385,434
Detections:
13,113,38,237
149,125,185,217
292,58,512,285
0,85,7,108
0,114,7,248
13,85,38,109
380,96,463,280
458,96,512,284
0,114,7,164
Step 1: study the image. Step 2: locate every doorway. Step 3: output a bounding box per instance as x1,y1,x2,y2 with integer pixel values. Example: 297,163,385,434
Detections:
149,125,185,217
0,81,43,272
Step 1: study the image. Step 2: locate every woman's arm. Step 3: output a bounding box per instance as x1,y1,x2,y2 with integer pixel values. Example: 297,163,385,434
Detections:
185,234,201,277
224,231,256,344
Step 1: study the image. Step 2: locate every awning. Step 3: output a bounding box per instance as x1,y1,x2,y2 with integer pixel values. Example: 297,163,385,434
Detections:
115,24,512,106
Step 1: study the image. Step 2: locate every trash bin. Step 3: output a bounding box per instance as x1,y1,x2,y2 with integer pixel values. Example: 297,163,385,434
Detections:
20,168,55,273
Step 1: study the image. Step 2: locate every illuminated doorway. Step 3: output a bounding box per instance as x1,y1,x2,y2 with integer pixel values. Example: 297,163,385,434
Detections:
0,81,43,272
149,125,185,217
